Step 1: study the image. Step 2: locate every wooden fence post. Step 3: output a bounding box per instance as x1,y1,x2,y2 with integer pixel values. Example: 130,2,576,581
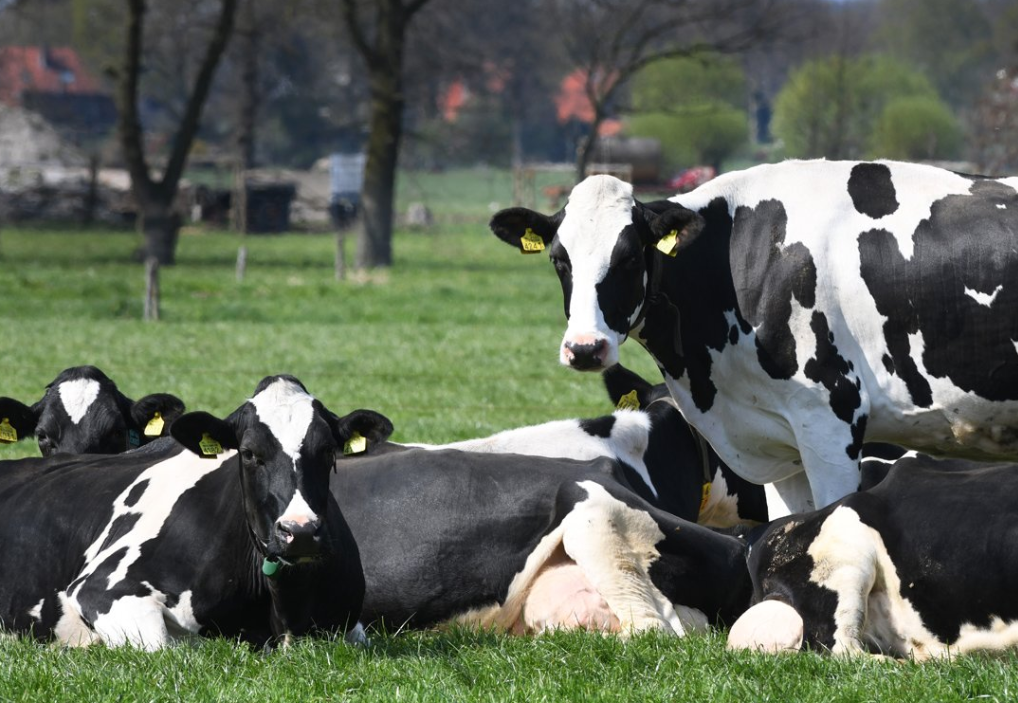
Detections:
144,256,160,321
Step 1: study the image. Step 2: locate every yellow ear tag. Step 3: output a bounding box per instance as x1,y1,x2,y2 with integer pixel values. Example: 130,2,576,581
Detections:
655,230,680,257
144,412,165,438
0,418,17,444
616,390,640,411
343,432,367,455
520,228,545,254
699,482,712,514
198,432,223,458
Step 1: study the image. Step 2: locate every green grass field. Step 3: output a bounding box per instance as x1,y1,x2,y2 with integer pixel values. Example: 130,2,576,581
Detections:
1,168,1016,702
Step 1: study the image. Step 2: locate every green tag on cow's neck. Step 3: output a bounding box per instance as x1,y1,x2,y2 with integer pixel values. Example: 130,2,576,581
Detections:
0,418,16,444
262,558,279,577
198,432,223,458
616,391,640,411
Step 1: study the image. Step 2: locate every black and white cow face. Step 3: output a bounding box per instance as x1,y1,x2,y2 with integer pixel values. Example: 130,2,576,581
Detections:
0,366,185,456
490,176,704,371
171,375,392,564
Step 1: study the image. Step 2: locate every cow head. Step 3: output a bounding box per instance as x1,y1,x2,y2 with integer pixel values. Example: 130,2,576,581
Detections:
0,366,185,456
490,175,704,372
171,375,393,565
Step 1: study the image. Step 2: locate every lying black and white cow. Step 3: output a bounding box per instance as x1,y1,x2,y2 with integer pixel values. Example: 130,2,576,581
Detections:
729,454,1018,659
0,365,184,455
409,364,768,527
332,442,752,634
490,161,1018,513
0,375,390,649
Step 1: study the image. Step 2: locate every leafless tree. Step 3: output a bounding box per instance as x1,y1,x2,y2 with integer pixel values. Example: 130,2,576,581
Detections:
544,0,794,182
340,0,435,270
116,0,237,265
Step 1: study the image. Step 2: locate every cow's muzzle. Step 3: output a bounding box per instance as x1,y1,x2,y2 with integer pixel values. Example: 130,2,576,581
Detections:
274,518,323,559
562,337,608,371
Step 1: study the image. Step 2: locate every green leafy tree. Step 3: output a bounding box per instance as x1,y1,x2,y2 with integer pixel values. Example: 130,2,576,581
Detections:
773,54,958,160
626,55,748,171
871,96,962,161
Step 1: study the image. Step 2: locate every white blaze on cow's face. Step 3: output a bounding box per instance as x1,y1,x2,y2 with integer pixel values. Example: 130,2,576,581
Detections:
552,176,648,371
58,378,101,425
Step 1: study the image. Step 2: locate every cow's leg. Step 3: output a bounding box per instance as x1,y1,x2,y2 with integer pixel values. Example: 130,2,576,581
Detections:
89,596,171,651
795,426,864,509
559,482,708,636
763,472,814,518
805,506,878,656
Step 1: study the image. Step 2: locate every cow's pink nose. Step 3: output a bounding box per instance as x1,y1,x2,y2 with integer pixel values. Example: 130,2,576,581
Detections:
564,338,607,370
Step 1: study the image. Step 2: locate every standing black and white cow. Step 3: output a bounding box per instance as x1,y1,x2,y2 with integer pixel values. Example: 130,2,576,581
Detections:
408,364,768,527
729,454,1018,659
332,443,752,635
490,160,1018,513
0,375,391,649
0,365,185,455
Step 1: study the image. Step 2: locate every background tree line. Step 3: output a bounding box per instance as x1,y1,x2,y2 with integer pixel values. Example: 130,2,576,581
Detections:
0,0,1017,269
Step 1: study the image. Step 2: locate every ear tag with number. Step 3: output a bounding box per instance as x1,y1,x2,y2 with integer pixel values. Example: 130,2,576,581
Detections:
616,391,640,411
343,432,367,455
144,412,165,437
520,228,545,254
0,418,17,444
655,230,680,257
699,483,712,514
198,432,223,458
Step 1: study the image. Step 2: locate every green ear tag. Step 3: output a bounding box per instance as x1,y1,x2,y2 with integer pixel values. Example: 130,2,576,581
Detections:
0,418,17,444
198,432,223,458
343,432,367,455
616,390,640,411
655,230,680,257
520,228,545,254
144,412,165,437
262,558,279,577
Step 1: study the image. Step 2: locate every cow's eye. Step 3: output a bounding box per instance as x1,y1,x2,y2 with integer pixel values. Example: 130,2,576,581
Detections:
240,448,261,465
551,257,571,274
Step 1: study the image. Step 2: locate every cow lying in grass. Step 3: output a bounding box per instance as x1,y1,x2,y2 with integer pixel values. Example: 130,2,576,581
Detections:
729,454,1018,659
0,375,390,650
408,364,767,527
333,441,752,635
0,365,184,455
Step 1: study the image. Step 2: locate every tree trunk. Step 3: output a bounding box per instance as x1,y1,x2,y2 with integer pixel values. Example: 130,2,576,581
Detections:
354,5,406,270
142,209,182,265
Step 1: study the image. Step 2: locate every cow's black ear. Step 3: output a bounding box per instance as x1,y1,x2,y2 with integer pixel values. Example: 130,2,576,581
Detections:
0,397,39,443
644,205,704,256
602,365,657,410
170,411,239,457
489,207,563,254
131,393,186,437
331,409,394,456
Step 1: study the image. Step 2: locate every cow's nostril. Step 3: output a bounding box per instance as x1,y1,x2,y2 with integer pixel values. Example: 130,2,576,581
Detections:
565,339,607,369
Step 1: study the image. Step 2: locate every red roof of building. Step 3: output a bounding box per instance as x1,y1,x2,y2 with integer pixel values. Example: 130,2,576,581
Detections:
0,47,105,105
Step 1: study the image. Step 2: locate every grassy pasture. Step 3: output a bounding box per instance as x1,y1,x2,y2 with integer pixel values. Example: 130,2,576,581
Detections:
1,168,1017,701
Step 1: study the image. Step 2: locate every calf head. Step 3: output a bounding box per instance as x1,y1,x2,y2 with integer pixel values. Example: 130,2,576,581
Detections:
0,365,185,455
490,175,704,371
171,375,392,566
